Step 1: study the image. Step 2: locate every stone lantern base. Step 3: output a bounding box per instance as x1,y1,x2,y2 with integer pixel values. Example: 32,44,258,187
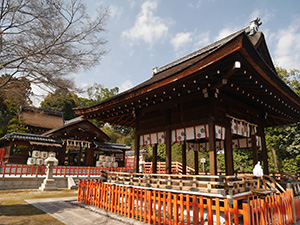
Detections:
39,178,57,191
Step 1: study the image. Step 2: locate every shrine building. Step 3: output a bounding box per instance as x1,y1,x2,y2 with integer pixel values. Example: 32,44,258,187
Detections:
74,19,300,175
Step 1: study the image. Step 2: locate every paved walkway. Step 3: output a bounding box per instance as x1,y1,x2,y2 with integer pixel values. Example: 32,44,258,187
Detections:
26,197,146,225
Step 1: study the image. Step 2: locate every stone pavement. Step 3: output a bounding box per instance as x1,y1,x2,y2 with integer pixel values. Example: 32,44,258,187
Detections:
25,196,300,225
26,197,146,225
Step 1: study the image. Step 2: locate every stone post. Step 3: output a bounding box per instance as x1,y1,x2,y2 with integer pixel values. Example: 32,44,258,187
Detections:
39,154,58,191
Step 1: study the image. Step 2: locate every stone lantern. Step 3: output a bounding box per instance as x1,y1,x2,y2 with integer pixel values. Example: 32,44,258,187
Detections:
39,154,58,191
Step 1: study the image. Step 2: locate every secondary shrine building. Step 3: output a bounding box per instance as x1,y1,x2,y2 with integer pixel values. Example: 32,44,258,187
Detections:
74,19,300,175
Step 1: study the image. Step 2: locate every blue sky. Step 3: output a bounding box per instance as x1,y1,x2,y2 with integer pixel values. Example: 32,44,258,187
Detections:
38,0,300,103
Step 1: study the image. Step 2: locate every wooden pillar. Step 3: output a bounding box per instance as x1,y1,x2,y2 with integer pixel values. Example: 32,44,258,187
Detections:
152,144,157,174
77,145,82,166
194,150,199,175
86,147,94,166
224,123,234,175
182,142,187,175
251,127,258,166
58,144,67,166
134,132,140,173
261,131,269,175
122,150,126,167
208,120,217,175
166,129,172,174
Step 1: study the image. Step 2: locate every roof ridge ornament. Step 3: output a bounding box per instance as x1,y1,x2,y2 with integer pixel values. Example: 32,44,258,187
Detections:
249,18,262,36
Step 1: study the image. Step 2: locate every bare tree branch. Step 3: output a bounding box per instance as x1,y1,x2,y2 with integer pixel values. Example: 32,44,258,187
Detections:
0,0,109,91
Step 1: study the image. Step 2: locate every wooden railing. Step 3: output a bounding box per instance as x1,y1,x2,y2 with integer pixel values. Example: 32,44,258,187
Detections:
106,172,289,197
77,180,295,225
144,161,195,174
0,164,134,177
107,172,227,195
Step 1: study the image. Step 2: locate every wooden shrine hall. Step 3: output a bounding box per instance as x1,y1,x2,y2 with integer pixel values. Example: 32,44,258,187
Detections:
74,19,300,176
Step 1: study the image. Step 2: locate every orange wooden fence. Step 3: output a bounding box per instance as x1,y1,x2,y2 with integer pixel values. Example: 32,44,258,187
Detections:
295,196,300,221
0,164,134,177
77,180,294,225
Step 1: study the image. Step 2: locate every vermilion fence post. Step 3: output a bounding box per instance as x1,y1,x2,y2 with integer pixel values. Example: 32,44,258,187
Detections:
88,167,91,177
287,184,297,224
20,165,24,177
242,200,250,225
14,164,18,176
9,164,12,176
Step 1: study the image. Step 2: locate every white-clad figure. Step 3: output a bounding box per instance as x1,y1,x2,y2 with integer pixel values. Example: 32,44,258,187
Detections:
253,161,263,189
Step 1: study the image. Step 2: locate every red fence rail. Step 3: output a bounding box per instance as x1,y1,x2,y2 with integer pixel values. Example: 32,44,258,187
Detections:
77,180,294,225
0,164,133,177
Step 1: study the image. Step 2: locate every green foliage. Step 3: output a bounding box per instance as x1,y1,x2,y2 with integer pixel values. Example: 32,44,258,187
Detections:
7,118,30,134
217,149,253,173
275,66,300,94
101,124,134,145
40,89,78,120
0,75,32,137
264,65,300,173
86,83,119,104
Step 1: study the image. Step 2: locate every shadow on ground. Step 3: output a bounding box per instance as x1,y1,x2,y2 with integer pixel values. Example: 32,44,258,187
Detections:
0,204,45,217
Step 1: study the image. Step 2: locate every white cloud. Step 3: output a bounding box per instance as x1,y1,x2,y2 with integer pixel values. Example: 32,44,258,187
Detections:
119,80,133,92
188,0,202,8
194,32,210,49
273,19,300,69
214,27,238,41
121,0,169,46
171,32,192,51
108,5,120,19
249,9,274,24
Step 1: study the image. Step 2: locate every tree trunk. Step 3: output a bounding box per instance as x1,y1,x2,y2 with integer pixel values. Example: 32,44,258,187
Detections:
271,146,280,173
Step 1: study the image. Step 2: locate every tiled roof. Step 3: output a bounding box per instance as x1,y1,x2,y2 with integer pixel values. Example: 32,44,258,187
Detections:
0,132,62,144
94,142,131,152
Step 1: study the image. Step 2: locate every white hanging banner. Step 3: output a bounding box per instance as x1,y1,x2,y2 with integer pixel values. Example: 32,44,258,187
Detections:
176,128,185,142
171,130,176,142
157,132,165,144
215,125,225,140
237,121,243,136
256,136,262,147
195,124,209,140
150,133,158,145
231,119,237,135
143,134,150,146
185,127,195,140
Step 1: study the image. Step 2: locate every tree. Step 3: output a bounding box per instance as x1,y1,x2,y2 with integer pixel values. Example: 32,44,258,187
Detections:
0,0,109,92
40,88,79,120
265,66,300,173
0,74,32,136
84,83,119,106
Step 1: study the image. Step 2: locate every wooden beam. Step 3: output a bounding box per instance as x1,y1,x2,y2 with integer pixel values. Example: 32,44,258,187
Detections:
58,143,67,166
208,119,217,175
251,128,258,166
261,130,269,175
78,145,82,166
86,147,94,166
166,129,172,174
194,150,199,175
182,142,187,175
212,61,241,90
152,144,157,174
224,123,234,175
134,131,140,173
